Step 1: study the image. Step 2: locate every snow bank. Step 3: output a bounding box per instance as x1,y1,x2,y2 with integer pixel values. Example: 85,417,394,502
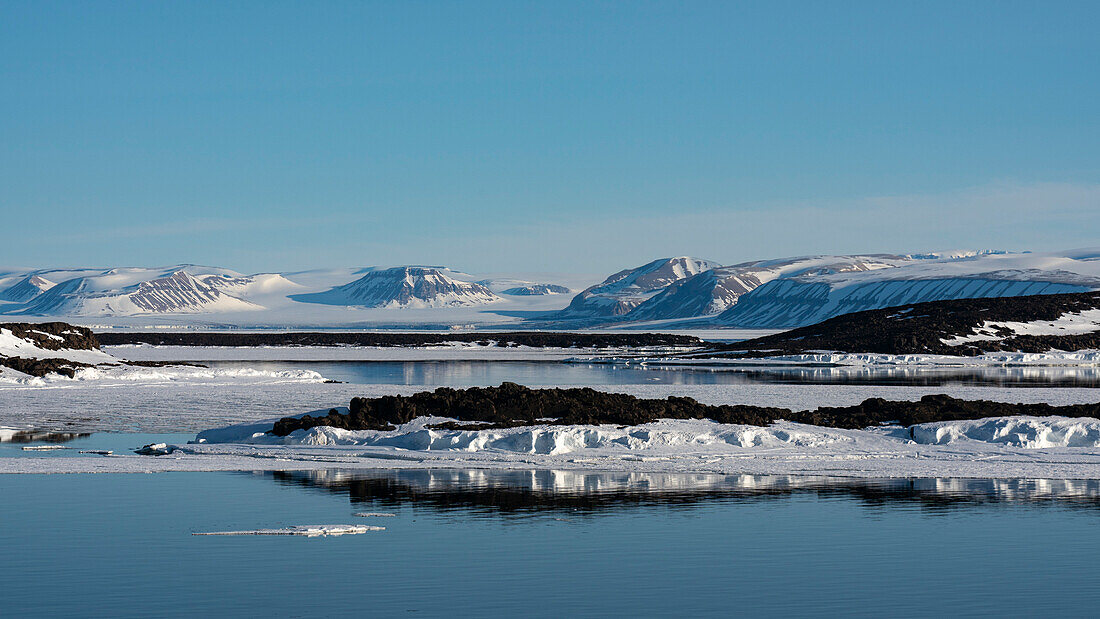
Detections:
0,364,326,387
194,409,340,444
910,416,1100,448
201,416,851,455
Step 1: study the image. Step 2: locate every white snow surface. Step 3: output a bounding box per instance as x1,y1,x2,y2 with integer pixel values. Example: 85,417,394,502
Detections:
201,415,853,454
909,416,1100,448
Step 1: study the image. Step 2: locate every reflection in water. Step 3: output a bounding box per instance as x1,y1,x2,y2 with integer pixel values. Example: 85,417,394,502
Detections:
265,469,1100,516
0,429,91,444
686,365,1100,387
206,359,1100,387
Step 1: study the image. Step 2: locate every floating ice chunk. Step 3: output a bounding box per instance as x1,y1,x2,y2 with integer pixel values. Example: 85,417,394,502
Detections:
21,445,69,451
353,512,397,518
134,443,177,455
193,524,384,537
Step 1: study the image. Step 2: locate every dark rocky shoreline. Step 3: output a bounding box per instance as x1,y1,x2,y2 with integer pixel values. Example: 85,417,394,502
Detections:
270,383,1100,435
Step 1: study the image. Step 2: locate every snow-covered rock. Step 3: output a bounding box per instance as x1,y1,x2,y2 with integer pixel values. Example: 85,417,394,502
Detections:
940,308,1100,346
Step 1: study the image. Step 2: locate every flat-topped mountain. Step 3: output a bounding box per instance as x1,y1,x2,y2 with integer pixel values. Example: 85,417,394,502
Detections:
501,284,571,296
291,266,501,308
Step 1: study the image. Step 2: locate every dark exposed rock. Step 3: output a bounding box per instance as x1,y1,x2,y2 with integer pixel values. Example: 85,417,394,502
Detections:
700,291,1100,357
1,322,99,351
96,331,703,349
268,383,1100,436
791,394,1100,429
271,383,786,435
0,322,99,377
0,356,91,378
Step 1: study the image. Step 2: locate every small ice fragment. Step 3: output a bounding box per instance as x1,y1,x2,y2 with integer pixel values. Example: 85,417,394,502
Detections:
353,512,397,518
193,524,384,537
79,450,113,455
21,445,69,451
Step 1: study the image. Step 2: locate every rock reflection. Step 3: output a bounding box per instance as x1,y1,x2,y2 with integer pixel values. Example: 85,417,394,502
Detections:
642,365,1100,387
263,469,1100,516
0,429,91,444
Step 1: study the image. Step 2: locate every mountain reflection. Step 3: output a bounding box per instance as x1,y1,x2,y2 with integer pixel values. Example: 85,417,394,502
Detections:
262,469,1100,516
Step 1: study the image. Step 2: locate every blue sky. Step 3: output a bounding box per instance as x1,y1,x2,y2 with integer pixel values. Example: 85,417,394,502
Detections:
2,1,1098,274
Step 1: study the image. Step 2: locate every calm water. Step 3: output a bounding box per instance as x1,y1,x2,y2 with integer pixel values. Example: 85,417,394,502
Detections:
4,469,1100,618
205,359,1100,387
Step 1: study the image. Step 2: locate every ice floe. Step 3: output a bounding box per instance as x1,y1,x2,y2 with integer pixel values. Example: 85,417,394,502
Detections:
193,524,384,537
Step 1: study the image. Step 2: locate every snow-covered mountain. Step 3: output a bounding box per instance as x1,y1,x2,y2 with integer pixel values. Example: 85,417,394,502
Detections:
624,255,900,322
549,257,720,320
1,267,264,317
712,250,1100,328
0,275,55,303
291,266,501,308
501,284,571,296
3,248,1097,330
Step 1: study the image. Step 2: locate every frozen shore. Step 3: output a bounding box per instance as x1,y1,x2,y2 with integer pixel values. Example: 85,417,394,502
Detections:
7,408,1100,479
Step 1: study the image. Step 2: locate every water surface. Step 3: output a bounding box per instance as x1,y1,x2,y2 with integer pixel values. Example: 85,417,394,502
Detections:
4,469,1099,618
204,359,1100,387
